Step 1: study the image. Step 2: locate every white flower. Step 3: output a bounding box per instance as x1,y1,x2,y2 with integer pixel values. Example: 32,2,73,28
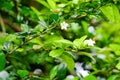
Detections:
66,75,74,79
75,62,89,77
88,26,94,33
0,71,9,80
97,54,106,59
33,69,42,75
60,21,69,30
84,39,95,46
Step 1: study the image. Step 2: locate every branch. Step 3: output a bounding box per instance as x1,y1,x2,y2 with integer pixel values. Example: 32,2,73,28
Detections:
8,25,57,55
3,18,21,32
0,15,6,33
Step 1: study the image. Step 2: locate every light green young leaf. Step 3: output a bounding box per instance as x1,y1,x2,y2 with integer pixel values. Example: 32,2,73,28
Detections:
100,4,120,23
47,0,57,10
112,4,120,23
84,75,97,80
109,44,120,55
36,0,50,9
109,44,120,51
31,7,40,16
73,35,87,49
61,54,75,70
116,62,120,70
107,75,118,80
5,34,16,42
0,52,6,71
49,49,64,58
54,39,73,48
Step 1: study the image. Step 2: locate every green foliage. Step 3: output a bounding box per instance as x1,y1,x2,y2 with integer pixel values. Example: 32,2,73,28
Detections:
100,3,120,23
84,75,97,80
0,0,120,79
17,70,29,78
49,49,64,58
0,52,6,71
73,35,87,49
61,54,75,70
50,63,67,80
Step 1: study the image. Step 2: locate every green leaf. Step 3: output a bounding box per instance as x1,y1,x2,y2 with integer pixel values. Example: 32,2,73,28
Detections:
109,44,120,51
81,21,88,34
5,34,16,42
109,44,120,55
61,54,75,70
107,75,118,80
49,49,64,58
31,7,42,20
47,0,57,10
56,63,67,80
44,35,63,44
17,70,29,78
21,24,29,32
0,1,13,11
50,13,59,21
84,75,97,80
53,39,73,48
0,52,6,71
73,35,87,49
20,6,30,16
50,66,58,80
100,4,120,23
116,62,120,70
36,0,50,9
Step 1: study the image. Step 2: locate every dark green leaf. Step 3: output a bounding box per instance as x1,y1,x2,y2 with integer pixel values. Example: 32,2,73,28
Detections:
0,52,6,71
56,63,67,80
50,14,59,21
79,52,96,63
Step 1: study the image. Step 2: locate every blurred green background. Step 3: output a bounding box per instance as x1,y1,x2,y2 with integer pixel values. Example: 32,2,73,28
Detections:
0,0,120,80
